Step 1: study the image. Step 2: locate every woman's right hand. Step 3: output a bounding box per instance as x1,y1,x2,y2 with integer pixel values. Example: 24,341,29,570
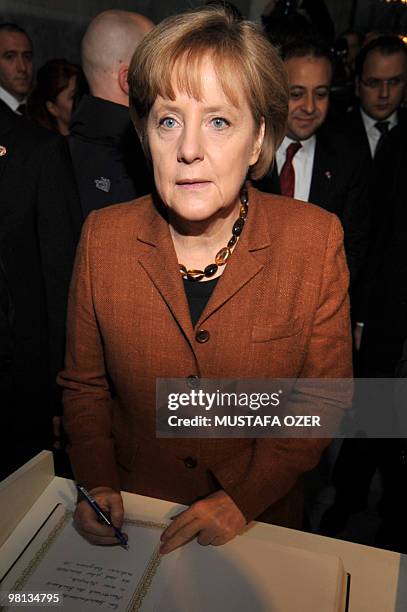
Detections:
74,486,125,545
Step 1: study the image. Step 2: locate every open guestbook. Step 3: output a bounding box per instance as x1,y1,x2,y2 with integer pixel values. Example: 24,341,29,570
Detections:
0,504,348,611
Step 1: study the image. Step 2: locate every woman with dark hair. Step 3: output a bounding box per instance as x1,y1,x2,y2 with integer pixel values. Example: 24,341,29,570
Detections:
27,59,80,135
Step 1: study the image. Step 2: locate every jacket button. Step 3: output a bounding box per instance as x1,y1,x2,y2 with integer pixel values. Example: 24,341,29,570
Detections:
187,375,200,388
184,456,197,469
196,329,210,343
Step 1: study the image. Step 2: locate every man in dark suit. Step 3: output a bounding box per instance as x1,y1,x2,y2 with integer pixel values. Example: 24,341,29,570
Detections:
360,124,407,371
346,36,407,159
322,124,407,552
256,37,370,291
69,10,154,217
0,253,13,402
0,23,33,115
0,100,82,478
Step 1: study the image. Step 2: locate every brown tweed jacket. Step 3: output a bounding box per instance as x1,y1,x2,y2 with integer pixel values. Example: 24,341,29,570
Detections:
59,185,352,528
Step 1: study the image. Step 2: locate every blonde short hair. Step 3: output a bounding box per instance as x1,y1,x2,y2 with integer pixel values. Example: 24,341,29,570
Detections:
128,6,288,180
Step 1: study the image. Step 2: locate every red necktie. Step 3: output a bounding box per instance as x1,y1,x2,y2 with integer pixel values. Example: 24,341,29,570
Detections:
279,141,302,198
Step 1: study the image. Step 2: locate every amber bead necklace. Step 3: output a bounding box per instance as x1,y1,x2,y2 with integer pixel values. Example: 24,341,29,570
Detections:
179,189,248,282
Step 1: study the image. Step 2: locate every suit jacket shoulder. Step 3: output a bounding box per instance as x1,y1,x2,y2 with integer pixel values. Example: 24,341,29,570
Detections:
255,189,335,232
86,189,337,252
0,104,83,384
397,106,407,127
0,100,63,148
311,126,370,202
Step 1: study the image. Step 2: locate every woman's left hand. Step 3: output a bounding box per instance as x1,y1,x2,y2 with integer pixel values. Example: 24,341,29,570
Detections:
159,490,246,554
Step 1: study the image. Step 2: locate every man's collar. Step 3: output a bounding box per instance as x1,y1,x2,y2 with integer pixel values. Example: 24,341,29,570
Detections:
0,86,24,113
280,134,316,154
69,94,132,142
360,106,398,131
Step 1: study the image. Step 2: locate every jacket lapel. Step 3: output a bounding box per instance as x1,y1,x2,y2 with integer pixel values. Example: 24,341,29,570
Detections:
0,105,16,183
354,108,371,157
137,198,195,344
309,135,334,211
0,132,15,183
136,186,271,335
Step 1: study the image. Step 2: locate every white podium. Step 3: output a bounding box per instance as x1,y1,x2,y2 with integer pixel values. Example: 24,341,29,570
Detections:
0,452,406,611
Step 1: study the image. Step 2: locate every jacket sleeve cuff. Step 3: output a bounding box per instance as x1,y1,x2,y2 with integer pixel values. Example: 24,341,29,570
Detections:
209,438,329,522
68,438,121,493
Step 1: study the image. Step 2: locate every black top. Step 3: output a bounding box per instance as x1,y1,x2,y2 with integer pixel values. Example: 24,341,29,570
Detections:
254,121,371,291
69,95,153,217
0,254,13,381
0,99,82,476
183,277,219,327
359,123,407,375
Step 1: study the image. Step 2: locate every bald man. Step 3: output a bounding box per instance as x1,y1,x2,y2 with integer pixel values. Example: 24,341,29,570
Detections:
69,10,154,216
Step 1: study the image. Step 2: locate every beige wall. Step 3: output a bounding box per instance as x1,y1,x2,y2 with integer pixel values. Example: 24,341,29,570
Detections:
325,0,354,34
0,0,250,24
1,0,150,22
0,0,250,67
0,0,360,68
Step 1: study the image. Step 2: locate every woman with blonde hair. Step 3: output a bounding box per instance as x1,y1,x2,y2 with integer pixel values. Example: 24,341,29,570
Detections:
59,5,352,553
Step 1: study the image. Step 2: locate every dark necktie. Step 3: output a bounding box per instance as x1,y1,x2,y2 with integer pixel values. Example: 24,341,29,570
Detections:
16,104,26,116
374,121,390,157
279,141,302,198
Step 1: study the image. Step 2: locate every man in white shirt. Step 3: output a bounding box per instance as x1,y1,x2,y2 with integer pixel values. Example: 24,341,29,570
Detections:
349,35,407,158
344,36,407,346
256,38,369,289
0,23,33,114
275,44,330,202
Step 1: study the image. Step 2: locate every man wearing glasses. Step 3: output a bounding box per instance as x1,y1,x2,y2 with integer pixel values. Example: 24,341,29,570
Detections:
322,36,407,549
349,36,407,158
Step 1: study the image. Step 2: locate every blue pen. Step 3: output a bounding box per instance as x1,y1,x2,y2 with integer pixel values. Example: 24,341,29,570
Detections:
76,484,128,548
